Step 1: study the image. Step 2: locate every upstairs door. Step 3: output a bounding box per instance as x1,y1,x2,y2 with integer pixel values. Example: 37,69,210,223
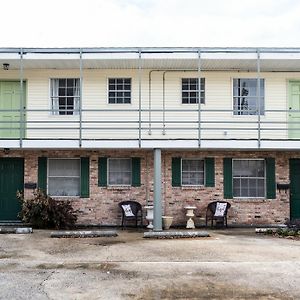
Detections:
0,81,26,138
288,81,300,139
0,158,24,221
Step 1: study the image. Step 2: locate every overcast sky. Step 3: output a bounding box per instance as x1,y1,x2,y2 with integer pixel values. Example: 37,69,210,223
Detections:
1,0,300,47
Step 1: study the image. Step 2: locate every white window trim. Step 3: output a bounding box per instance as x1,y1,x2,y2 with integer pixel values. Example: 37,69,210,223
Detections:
107,158,132,186
232,158,266,199
181,158,205,187
181,77,205,105
232,78,265,117
47,158,81,198
49,78,80,117
107,77,132,105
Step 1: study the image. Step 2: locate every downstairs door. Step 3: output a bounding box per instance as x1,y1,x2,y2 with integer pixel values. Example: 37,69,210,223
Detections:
0,158,24,221
290,159,300,219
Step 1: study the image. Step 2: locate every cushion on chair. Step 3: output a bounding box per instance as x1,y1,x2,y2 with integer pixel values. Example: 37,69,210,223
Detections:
214,202,227,217
121,204,135,217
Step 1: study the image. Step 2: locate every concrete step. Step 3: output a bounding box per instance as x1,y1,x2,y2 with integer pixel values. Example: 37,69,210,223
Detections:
51,230,118,238
144,230,210,239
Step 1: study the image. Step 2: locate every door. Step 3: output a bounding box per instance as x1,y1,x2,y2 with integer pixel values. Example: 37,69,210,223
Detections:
288,81,300,139
0,81,25,138
0,158,24,221
290,159,300,219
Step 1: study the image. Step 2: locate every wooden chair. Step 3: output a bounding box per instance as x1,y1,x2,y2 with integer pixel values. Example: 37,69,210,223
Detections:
205,201,231,228
118,200,143,229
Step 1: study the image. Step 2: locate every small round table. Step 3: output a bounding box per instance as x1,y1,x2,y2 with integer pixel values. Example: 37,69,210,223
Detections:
184,206,197,229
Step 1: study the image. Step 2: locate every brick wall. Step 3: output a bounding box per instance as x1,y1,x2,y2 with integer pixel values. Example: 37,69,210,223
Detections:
1,149,296,226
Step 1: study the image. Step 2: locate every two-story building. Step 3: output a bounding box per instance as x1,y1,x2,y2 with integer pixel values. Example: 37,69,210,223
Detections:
0,47,299,229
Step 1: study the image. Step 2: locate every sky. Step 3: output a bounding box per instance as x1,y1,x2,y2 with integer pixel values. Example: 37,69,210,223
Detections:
1,0,300,47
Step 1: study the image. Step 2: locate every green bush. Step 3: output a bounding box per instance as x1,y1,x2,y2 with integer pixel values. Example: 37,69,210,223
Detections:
17,189,77,229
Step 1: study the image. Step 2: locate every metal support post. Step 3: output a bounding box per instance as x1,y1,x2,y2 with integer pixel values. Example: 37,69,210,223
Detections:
257,49,261,148
153,148,162,231
79,49,83,147
138,49,142,147
198,49,202,147
19,48,24,148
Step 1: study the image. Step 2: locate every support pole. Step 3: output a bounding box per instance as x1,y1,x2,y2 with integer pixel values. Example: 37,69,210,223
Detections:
162,72,166,135
138,49,142,147
19,48,24,148
153,148,162,231
79,49,83,147
257,49,261,148
198,49,202,147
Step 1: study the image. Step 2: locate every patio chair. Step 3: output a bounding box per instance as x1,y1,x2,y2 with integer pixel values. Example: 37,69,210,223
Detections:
205,201,231,228
118,200,143,229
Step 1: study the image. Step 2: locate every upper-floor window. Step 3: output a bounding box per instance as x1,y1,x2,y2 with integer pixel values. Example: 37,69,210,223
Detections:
50,79,80,115
233,79,265,115
108,78,131,104
182,159,205,186
182,78,205,104
232,159,265,198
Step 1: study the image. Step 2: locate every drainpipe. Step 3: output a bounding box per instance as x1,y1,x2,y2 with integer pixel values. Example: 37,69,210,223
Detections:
79,49,83,148
257,49,261,148
138,49,142,147
198,49,202,147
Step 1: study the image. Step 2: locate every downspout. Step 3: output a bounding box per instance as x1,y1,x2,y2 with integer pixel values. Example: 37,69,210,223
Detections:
257,48,261,148
198,49,202,147
79,49,83,147
138,49,142,147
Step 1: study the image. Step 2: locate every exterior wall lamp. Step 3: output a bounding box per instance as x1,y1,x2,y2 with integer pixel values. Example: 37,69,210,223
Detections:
3,63,9,70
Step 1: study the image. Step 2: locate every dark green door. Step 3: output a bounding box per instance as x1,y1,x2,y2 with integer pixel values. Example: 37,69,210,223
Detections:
290,159,300,219
0,158,24,221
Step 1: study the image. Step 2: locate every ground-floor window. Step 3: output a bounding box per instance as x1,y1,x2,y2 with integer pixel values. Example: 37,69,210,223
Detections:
108,158,132,186
48,158,80,196
232,159,265,198
181,159,205,186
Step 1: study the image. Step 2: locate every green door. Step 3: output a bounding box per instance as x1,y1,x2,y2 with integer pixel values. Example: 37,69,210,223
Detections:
290,159,300,219
0,158,24,221
288,81,300,139
0,81,25,138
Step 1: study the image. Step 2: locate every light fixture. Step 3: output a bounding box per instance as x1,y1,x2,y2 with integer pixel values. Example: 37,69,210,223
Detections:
3,63,9,70
3,148,10,154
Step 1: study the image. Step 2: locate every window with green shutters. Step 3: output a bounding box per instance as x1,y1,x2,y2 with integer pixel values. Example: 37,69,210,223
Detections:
172,157,215,187
98,157,141,187
38,157,90,198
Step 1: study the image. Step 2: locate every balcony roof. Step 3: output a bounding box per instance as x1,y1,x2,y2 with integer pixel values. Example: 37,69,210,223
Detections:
1,47,300,71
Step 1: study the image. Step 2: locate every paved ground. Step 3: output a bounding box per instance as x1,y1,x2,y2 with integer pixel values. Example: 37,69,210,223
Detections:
0,228,300,299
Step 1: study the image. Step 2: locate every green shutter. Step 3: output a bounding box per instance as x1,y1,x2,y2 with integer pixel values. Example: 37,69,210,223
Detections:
38,157,47,193
172,157,181,187
98,157,108,187
266,157,276,199
223,158,233,199
205,157,215,187
80,157,90,198
131,157,141,187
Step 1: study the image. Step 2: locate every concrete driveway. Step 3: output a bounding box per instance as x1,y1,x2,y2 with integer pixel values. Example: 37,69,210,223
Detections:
0,228,299,299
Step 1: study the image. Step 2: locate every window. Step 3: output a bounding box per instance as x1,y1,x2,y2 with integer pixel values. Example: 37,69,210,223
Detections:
232,159,265,198
108,158,132,185
48,159,80,196
108,78,131,104
182,78,205,104
182,159,205,186
50,78,80,115
233,79,265,115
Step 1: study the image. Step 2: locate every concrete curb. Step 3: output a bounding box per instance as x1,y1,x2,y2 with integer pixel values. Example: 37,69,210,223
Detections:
50,230,118,238
143,231,210,239
0,227,33,234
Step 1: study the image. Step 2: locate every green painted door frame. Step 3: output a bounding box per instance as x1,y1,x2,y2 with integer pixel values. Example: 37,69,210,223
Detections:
288,81,300,139
0,81,26,139
0,158,24,221
289,159,300,219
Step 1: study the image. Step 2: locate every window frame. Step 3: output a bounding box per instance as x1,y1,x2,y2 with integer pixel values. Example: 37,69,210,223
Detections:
107,78,132,104
181,78,205,104
232,78,265,116
107,158,132,186
181,158,205,187
47,158,81,197
232,158,266,199
49,78,80,116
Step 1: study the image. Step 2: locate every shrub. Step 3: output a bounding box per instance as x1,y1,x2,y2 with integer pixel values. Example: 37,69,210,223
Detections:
17,189,77,229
